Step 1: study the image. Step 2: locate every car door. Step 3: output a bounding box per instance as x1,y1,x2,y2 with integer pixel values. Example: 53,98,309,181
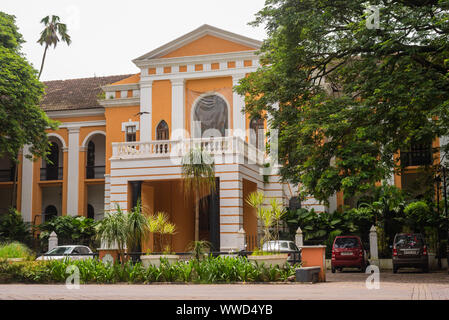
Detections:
76,246,92,260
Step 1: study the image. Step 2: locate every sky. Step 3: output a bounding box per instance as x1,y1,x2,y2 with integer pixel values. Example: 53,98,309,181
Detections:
2,0,268,81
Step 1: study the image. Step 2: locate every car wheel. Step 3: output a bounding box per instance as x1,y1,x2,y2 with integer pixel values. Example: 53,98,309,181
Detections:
423,265,429,273
393,265,398,274
331,266,336,273
361,263,367,273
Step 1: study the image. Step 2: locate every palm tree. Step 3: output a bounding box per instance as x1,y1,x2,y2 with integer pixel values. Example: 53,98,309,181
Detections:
37,15,71,79
181,148,215,241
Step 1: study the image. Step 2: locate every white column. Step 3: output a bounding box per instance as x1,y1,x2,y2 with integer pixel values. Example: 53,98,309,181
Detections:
440,135,449,165
20,145,33,222
369,225,379,266
171,78,185,140
140,81,153,142
67,127,80,216
232,74,246,138
295,227,304,247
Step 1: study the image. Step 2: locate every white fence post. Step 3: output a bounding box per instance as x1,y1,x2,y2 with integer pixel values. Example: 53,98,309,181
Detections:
237,228,246,251
48,231,58,251
295,227,303,248
369,225,379,266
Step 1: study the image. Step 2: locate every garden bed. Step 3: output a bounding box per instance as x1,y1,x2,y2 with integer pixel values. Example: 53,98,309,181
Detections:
0,256,299,284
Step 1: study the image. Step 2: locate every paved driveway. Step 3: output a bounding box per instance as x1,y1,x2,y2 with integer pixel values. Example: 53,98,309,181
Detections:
0,270,448,300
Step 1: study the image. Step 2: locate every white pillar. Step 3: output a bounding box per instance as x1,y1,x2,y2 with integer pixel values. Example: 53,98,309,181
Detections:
237,228,246,251
232,74,246,138
295,227,303,248
171,78,185,140
440,135,449,165
140,81,153,142
67,127,80,216
369,225,379,265
48,231,58,251
20,145,33,222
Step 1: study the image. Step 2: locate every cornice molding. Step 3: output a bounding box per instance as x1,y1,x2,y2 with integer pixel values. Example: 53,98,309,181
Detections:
46,108,105,119
98,97,140,108
101,83,140,92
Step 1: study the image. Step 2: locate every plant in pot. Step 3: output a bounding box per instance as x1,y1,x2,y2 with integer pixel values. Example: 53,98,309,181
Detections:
245,191,288,266
140,211,178,268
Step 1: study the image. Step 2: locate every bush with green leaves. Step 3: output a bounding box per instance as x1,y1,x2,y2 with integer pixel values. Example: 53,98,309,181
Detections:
0,255,299,284
0,208,32,244
0,242,33,260
38,215,98,251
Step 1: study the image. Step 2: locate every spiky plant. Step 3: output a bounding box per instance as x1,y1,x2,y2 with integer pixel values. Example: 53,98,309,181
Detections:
181,148,215,241
125,199,148,255
147,212,176,253
95,204,128,264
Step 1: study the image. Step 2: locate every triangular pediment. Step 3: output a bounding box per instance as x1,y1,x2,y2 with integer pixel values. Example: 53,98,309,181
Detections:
133,24,261,63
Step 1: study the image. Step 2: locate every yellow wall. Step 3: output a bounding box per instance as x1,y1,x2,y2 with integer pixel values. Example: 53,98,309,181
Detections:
105,105,140,174
152,80,172,140
161,35,256,58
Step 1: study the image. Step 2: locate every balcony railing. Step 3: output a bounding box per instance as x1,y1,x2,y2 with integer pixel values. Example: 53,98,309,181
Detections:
40,167,63,181
111,137,266,165
86,166,106,179
400,150,432,167
0,168,15,182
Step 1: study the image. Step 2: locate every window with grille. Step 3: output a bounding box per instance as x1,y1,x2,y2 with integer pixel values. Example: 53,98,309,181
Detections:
126,125,136,142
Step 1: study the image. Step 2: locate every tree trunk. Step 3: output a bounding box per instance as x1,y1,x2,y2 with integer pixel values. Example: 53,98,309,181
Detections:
38,44,48,80
195,191,199,241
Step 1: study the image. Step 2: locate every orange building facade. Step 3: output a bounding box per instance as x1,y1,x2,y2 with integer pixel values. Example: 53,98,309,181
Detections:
0,25,438,251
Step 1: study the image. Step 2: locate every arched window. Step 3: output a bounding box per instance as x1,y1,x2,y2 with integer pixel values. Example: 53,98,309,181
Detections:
193,95,228,138
44,205,57,222
250,117,265,150
86,141,95,179
156,120,169,140
46,143,59,180
87,204,95,220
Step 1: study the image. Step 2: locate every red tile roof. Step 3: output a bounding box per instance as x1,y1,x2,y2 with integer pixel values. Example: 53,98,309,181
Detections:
40,74,133,111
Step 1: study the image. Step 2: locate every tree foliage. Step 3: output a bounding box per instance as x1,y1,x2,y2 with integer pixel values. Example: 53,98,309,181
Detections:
236,0,449,202
0,11,57,161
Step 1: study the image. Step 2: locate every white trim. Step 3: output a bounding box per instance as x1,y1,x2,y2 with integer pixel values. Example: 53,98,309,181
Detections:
59,120,106,128
47,133,67,148
190,92,231,138
46,108,104,119
133,24,262,62
136,51,258,68
101,83,140,92
121,121,140,132
98,97,140,108
81,130,106,148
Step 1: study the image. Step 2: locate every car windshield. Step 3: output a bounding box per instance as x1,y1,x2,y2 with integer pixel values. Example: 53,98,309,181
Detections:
334,237,360,249
46,247,72,255
394,234,423,248
263,242,289,250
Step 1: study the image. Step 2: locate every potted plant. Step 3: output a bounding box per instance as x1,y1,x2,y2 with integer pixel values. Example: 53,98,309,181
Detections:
140,211,178,268
245,191,288,266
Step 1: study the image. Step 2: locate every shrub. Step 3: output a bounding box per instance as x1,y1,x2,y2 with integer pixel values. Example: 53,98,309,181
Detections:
0,208,32,244
0,242,33,259
0,255,299,284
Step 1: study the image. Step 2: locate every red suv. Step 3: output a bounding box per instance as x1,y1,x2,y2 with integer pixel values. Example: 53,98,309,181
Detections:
331,236,369,273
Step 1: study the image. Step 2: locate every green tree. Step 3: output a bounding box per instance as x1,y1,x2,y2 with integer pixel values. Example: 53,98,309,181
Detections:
0,12,58,207
236,0,449,202
37,15,71,79
181,148,215,241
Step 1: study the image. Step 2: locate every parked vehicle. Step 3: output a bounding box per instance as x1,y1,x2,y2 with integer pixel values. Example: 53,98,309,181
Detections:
392,233,428,273
331,236,369,273
36,245,94,261
261,240,301,264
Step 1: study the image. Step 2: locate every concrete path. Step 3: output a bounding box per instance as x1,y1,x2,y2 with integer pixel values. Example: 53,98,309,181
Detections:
1,270,448,300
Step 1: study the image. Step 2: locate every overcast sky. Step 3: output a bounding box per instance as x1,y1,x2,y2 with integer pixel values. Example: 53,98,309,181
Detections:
2,0,268,81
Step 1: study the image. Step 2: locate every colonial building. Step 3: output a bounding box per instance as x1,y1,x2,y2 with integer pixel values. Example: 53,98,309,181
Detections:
0,25,438,251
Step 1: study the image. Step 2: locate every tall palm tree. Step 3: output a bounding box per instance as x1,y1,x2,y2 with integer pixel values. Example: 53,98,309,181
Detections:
181,148,215,241
37,15,71,79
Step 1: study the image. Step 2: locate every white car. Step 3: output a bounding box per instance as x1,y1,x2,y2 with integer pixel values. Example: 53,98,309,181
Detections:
36,245,94,261
262,240,301,264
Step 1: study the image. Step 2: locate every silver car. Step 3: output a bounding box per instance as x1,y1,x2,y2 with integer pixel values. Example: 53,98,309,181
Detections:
262,240,301,264
36,245,94,261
